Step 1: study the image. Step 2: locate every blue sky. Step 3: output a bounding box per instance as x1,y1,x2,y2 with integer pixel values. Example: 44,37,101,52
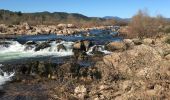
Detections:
0,0,169,18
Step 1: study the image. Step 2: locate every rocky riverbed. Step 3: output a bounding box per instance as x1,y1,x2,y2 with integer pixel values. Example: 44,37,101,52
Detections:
0,23,119,37
0,31,170,100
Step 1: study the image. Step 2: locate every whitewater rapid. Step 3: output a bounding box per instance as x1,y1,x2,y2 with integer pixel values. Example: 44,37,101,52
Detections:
0,40,111,62
0,41,74,62
0,64,14,86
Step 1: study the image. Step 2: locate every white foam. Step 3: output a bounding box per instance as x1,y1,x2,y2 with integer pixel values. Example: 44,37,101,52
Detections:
0,41,74,62
87,45,112,55
0,64,15,86
0,40,111,62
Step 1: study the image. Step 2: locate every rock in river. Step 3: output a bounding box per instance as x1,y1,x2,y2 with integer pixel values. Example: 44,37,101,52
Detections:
35,42,50,51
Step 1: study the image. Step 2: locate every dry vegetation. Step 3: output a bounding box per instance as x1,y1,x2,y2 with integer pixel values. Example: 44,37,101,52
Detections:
0,9,128,28
125,10,170,38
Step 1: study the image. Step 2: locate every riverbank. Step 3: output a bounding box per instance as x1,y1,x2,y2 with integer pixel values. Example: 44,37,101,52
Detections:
0,23,119,36
0,33,170,99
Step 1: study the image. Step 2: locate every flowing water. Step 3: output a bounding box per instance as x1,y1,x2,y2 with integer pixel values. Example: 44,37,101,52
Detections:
0,29,122,85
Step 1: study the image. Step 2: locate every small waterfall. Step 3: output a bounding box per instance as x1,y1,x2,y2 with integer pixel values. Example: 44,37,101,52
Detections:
0,64,14,86
87,45,112,55
0,40,111,62
0,41,74,62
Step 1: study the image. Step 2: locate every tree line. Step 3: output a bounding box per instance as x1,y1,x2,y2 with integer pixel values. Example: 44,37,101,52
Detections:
0,9,127,28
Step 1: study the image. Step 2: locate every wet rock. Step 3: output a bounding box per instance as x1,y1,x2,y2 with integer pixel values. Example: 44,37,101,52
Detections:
46,39,55,43
83,40,93,51
35,42,50,51
24,41,37,45
73,41,86,59
92,45,101,52
0,41,11,47
105,41,127,51
24,45,35,51
73,40,93,52
56,38,64,43
92,51,104,56
34,61,54,78
78,51,88,60
91,45,105,56
17,61,55,79
56,63,81,79
73,41,82,50
57,44,67,52
73,41,86,51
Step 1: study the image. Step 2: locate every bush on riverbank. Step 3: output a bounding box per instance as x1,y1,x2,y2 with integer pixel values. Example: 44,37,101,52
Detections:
128,10,168,38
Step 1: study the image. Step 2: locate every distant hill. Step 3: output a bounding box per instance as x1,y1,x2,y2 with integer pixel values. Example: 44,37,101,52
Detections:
103,16,131,22
0,9,106,26
0,9,130,27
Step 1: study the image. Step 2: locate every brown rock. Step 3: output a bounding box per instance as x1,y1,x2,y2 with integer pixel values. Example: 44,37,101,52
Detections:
106,41,127,51
143,38,155,45
165,54,170,60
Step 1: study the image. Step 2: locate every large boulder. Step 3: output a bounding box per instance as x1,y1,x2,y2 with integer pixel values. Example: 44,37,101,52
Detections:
24,41,37,45
73,41,86,52
13,61,55,81
105,41,127,51
83,40,93,51
123,39,134,49
57,44,67,52
143,38,155,45
89,44,170,99
103,44,163,80
35,42,50,51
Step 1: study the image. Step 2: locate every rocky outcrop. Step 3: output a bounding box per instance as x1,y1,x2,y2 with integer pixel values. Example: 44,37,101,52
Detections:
57,44,67,52
1,34,170,99
35,42,50,51
89,39,170,99
73,40,94,60
105,41,127,51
